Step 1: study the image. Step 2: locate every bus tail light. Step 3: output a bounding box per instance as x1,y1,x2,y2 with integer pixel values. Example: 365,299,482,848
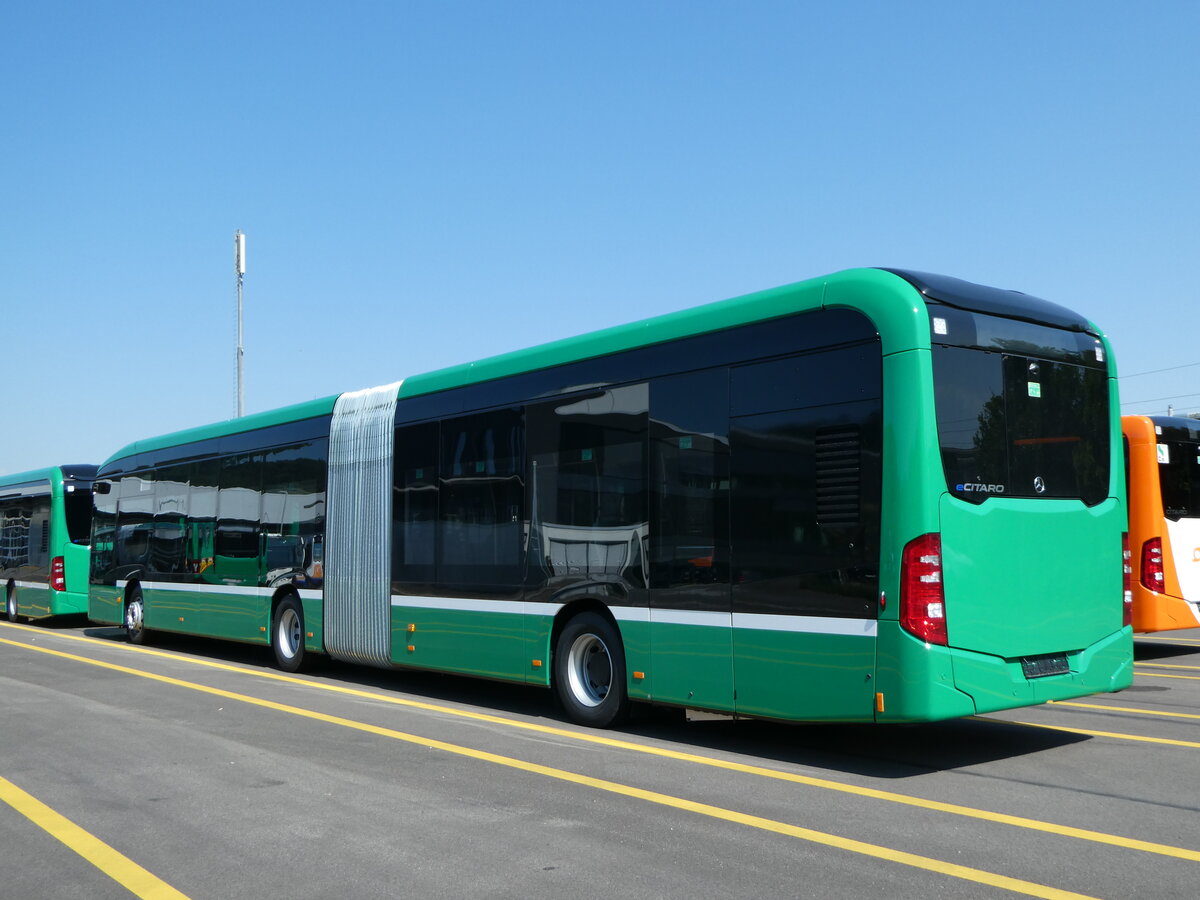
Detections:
900,533,948,646
1122,533,1133,628
1141,537,1164,593
50,557,66,592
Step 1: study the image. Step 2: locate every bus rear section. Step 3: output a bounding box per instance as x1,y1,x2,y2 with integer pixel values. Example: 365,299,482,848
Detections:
2,465,96,621
876,274,1132,720
1123,414,1200,632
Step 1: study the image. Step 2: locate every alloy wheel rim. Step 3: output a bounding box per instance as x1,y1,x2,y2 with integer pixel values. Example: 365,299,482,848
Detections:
566,632,612,708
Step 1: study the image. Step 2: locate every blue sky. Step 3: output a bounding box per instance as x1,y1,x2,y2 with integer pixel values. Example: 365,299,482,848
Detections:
2,1,1197,474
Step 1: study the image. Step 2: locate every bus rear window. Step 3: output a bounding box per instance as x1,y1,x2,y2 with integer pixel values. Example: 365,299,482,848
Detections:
64,489,94,543
1158,440,1200,519
933,346,1109,505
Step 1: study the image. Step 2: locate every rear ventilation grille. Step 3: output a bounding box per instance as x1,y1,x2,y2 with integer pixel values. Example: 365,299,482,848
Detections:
816,426,861,527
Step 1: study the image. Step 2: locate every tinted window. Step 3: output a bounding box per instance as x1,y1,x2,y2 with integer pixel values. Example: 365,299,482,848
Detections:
1,500,34,571
731,343,882,417
114,476,154,570
440,409,524,589
393,422,439,587
64,489,93,544
730,403,881,619
393,308,877,429
0,491,53,574
1159,439,1200,519
90,482,118,581
188,459,220,580
729,343,882,619
528,386,648,592
926,305,1106,367
150,465,190,577
650,370,729,610
217,454,262,563
261,440,327,588
933,346,1110,505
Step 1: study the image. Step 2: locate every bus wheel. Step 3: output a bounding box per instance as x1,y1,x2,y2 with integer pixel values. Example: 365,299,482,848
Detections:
5,585,20,623
125,587,149,645
272,596,305,672
553,612,630,728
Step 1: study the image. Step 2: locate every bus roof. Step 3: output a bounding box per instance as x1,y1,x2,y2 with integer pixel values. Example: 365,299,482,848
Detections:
100,266,1098,468
1148,415,1200,442
0,465,96,491
880,269,1093,332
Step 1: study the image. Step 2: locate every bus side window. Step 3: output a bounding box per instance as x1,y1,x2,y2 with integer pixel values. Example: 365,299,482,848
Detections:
439,408,525,590
216,453,263,584
151,464,190,577
393,422,439,588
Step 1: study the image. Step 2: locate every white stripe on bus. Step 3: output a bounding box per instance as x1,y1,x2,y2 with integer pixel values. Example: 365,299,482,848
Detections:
108,584,876,637
389,596,874,637
114,580,321,602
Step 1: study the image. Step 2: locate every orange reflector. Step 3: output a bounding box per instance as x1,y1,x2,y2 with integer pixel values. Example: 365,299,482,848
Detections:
306,632,314,638
407,623,416,633
407,645,415,653
632,671,645,680
531,659,543,668
875,692,885,713
259,626,267,632
178,617,185,623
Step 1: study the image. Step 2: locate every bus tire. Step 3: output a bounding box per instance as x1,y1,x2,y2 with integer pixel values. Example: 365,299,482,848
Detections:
272,595,306,673
6,585,20,623
125,586,149,645
553,611,630,728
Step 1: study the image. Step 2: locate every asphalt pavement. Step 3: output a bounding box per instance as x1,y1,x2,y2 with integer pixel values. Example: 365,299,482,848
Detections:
2,619,1198,899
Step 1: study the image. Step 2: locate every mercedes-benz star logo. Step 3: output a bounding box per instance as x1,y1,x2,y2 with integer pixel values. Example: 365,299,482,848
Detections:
1033,476,1046,494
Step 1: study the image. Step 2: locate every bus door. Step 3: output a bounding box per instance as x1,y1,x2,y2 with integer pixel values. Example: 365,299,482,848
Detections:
648,371,734,711
728,345,882,721
212,453,266,641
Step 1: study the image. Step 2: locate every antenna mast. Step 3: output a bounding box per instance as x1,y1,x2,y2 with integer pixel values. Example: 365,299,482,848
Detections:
234,230,246,417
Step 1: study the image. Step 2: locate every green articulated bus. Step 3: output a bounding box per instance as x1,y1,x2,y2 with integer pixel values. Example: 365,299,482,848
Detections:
3,465,97,622
88,268,1133,726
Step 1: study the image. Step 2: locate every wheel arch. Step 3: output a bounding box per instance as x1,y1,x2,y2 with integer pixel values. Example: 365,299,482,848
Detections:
269,584,302,621
122,578,144,608
549,597,621,672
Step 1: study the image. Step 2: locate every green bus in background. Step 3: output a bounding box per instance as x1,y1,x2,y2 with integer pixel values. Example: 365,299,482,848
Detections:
3,465,97,622
88,268,1133,726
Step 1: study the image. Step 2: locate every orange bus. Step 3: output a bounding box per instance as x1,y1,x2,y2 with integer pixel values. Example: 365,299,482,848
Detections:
1123,415,1200,631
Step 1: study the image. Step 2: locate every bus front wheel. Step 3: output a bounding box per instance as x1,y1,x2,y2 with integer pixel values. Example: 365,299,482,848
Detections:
6,585,20,623
553,612,630,728
125,587,149,645
272,596,306,672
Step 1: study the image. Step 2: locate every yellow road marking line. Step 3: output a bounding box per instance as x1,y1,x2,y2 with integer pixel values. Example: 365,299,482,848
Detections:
0,637,1098,899
3,626,1199,864
1135,636,1200,645
1051,701,1200,721
1005,720,1200,749
1136,662,1200,671
0,774,189,900
1133,671,1200,681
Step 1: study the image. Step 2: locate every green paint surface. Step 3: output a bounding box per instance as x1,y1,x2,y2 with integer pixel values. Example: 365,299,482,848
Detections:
939,496,1125,659
390,604,526,680
733,628,875,721
647,620,734,711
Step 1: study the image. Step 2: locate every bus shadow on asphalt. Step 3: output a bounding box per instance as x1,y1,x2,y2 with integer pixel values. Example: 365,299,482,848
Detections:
1134,635,1200,661
75,625,1090,780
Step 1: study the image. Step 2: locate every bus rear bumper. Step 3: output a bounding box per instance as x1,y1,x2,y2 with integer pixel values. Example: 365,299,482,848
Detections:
48,588,89,617
951,626,1134,715
1133,591,1200,632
